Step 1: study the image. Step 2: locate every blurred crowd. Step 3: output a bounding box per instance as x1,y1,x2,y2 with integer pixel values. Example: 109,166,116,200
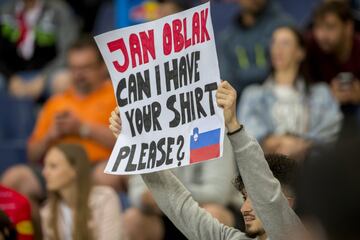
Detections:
0,0,359,239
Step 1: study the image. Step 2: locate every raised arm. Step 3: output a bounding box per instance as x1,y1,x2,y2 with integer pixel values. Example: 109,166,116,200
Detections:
109,107,247,240
218,81,305,240
141,171,247,240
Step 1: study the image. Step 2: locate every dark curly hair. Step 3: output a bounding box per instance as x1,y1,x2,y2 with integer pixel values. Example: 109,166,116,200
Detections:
313,0,353,23
233,153,298,195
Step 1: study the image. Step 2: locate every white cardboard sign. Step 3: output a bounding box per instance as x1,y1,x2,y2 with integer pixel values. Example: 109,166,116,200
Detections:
95,2,224,175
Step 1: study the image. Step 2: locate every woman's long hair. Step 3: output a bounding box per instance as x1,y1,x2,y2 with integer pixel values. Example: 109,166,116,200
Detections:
272,26,314,92
48,143,93,240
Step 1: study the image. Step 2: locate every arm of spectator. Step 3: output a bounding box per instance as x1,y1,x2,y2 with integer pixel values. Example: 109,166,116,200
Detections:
229,130,304,240
141,171,247,240
27,101,61,162
186,136,235,205
108,105,246,240
7,74,46,100
331,78,353,104
8,75,28,98
219,81,304,240
83,123,116,149
56,111,116,149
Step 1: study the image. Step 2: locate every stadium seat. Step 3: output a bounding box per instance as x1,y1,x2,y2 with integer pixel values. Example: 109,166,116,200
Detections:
0,93,36,174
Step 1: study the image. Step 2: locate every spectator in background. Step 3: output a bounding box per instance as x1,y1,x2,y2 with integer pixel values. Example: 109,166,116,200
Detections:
238,26,342,161
41,143,122,240
0,0,78,100
52,0,193,95
1,37,127,211
0,185,35,240
307,1,360,113
156,0,192,18
217,0,293,97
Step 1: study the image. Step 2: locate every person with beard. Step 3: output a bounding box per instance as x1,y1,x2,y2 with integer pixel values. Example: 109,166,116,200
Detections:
109,81,305,240
306,1,360,115
233,154,298,240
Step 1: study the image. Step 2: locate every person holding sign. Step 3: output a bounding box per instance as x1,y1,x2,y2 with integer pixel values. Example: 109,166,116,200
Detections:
109,81,305,240
121,137,239,240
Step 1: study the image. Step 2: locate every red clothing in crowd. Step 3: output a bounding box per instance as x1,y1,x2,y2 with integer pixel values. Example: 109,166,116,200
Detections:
0,185,34,240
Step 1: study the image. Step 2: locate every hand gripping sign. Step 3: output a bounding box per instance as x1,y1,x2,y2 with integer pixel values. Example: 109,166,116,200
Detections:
95,2,224,175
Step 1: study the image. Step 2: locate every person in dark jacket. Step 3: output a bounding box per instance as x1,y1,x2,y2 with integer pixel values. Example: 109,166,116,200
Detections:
217,0,293,97
0,0,78,100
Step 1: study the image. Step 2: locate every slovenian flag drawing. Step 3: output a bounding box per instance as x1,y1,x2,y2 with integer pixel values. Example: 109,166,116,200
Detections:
190,127,221,164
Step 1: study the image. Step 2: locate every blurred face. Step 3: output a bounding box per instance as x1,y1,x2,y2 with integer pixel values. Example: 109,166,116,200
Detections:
240,191,266,238
68,47,106,94
158,2,182,18
271,28,304,71
43,148,76,192
238,0,266,14
314,13,349,53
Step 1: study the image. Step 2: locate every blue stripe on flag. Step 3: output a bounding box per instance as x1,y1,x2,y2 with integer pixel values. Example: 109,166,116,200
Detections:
190,128,220,150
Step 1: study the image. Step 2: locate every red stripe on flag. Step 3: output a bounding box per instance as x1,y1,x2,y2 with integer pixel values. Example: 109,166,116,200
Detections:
190,143,220,164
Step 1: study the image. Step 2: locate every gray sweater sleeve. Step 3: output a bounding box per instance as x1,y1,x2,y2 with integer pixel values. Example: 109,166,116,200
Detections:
186,136,236,205
142,129,304,240
228,129,305,240
142,170,248,240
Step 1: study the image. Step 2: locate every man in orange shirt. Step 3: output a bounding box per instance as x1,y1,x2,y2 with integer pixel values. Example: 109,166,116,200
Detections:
2,37,127,205
27,39,116,164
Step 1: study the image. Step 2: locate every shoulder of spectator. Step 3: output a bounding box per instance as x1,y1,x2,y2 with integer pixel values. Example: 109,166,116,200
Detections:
241,84,264,101
90,186,121,211
279,12,294,24
309,82,334,101
218,25,239,43
90,185,118,202
41,92,69,110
